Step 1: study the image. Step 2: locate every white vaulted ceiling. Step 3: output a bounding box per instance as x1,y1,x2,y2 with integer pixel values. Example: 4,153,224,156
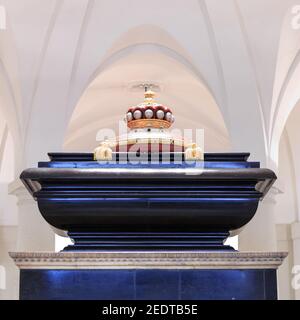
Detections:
0,0,300,168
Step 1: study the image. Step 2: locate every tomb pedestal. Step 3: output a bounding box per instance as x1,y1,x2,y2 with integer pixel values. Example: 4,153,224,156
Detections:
10,251,287,300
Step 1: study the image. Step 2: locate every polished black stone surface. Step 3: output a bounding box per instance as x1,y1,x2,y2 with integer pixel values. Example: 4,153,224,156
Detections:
20,268,277,300
45,152,257,164
20,152,276,251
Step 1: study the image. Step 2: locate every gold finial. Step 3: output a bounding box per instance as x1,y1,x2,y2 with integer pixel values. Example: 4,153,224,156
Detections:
144,87,155,104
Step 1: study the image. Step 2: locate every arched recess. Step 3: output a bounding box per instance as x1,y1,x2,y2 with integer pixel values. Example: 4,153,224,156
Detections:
64,25,231,153
65,24,230,135
64,46,230,152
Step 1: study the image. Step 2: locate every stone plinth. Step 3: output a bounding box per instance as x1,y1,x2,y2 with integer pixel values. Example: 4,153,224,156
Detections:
10,251,287,300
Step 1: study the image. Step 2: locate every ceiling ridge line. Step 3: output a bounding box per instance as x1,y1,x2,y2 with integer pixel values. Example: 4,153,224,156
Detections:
0,59,22,141
65,0,96,127
0,123,8,166
22,0,63,152
282,129,299,215
269,49,300,153
233,0,269,158
197,0,230,129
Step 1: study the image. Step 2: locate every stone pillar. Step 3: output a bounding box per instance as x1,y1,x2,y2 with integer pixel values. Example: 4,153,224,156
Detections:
276,224,294,300
291,222,300,300
238,189,278,252
0,226,19,300
9,180,54,251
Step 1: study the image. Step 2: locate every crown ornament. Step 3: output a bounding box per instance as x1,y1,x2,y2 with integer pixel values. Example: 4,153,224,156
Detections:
94,88,203,161
126,89,174,129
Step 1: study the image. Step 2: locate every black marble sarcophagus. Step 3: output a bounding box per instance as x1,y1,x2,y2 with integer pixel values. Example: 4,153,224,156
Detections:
20,152,275,251
20,91,276,251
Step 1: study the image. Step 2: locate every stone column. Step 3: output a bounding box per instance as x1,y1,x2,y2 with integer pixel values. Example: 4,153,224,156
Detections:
0,226,19,300
238,188,278,252
9,180,54,251
276,224,294,300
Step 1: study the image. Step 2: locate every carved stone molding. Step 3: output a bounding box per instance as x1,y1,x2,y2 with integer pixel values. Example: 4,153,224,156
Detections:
9,251,288,270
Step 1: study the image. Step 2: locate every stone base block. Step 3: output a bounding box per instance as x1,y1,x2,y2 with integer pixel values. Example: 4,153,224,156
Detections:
10,251,287,300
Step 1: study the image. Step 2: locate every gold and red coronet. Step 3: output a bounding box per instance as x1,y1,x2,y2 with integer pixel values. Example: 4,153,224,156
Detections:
126,90,174,129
